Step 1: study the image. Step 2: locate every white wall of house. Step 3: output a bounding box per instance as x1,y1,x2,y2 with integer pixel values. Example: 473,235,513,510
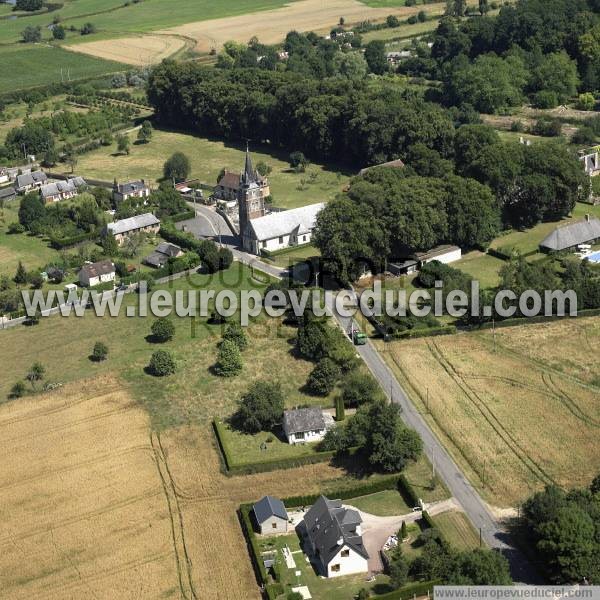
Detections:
258,516,288,536
80,271,115,287
326,546,369,578
422,247,462,266
258,231,313,254
0,174,8,185
285,429,326,445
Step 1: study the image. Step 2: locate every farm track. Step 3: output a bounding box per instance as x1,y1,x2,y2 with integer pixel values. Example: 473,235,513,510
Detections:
427,340,555,488
150,431,198,600
542,372,600,428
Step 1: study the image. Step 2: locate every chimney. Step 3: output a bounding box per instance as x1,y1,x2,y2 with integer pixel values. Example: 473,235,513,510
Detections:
585,214,590,222
337,537,344,546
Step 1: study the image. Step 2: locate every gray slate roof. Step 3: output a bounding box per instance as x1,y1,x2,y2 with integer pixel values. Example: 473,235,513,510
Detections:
16,170,47,190
540,217,600,251
115,180,149,195
144,243,182,268
79,260,115,279
304,495,368,565
253,495,288,524
107,212,160,236
283,407,326,434
40,177,87,199
248,203,324,242
0,187,16,200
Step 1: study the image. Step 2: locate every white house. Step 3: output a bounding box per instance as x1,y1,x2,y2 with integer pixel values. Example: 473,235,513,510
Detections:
0,168,8,185
414,245,462,266
112,179,151,203
244,202,324,255
302,495,369,578
78,260,116,288
252,495,289,536
283,407,329,445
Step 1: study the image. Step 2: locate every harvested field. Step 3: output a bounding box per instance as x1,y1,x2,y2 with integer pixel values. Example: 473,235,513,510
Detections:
160,0,446,52
377,318,600,507
66,34,187,66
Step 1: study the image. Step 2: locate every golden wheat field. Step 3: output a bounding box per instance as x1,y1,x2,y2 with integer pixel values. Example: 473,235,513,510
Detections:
378,317,600,508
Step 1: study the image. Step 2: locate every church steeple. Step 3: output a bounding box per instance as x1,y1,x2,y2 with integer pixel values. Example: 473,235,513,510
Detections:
238,143,266,249
242,142,256,185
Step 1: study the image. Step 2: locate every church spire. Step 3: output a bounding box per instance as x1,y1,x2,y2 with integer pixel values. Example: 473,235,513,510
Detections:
242,142,255,184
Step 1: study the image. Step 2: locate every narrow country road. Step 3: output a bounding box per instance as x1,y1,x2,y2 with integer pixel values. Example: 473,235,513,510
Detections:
186,204,542,584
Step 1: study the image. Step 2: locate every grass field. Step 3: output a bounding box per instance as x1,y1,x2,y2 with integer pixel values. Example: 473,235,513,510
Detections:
377,317,600,507
346,489,412,516
432,511,480,551
72,128,349,209
0,45,124,93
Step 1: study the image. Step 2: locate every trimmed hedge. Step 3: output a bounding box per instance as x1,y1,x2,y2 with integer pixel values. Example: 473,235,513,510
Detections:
377,579,441,600
470,307,600,332
260,242,314,260
164,208,195,223
49,230,98,249
397,474,420,508
392,325,457,340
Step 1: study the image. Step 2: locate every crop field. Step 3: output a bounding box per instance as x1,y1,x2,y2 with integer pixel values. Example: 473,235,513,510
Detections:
0,45,124,94
159,0,447,53
73,128,349,209
432,511,480,551
66,34,188,66
377,317,600,507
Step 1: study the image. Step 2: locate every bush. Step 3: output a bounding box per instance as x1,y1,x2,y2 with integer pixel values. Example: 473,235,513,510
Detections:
148,350,176,376
7,223,25,234
223,322,248,350
233,381,284,433
214,339,243,377
533,90,558,109
571,126,597,146
576,93,596,111
150,317,175,343
530,118,562,137
10,381,26,399
341,372,382,407
307,358,341,396
91,341,108,362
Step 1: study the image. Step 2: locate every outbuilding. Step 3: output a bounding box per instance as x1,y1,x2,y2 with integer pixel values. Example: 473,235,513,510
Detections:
252,495,289,535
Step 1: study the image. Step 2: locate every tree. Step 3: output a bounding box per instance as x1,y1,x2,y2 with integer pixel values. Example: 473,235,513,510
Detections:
335,395,345,421
453,124,500,173
478,0,489,15
223,322,248,351
26,361,45,389
234,381,284,433
14,261,28,285
148,350,176,376
137,120,153,144
341,372,382,407
590,474,600,495
17,0,43,10
529,52,580,105
364,40,388,75
386,15,400,28
10,381,26,399
202,243,220,273
116,134,130,155
5,121,54,159
255,161,272,177
307,358,341,396
289,151,309,173
163,151,191,181
21,25,42,43
218,247,233,271
401,521,408,540
389,550,409,588
151,317,175,343
102,233,119,256
214,339,243,377
91,341,108,362
332,51,368,80
297,317,330,361
80,22,96,35
52,24,66,40
63,143,78,173
43,147,59,167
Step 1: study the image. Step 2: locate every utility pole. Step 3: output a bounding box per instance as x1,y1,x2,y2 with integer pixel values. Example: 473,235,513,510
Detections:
492,317,496,353
479,527,482,547
425,387,429,413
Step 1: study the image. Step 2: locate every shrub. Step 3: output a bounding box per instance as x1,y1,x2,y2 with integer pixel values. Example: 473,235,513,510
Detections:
576,93,596,111
307,358,341,396
223,322,248,350
234,381,284,434
214,339,243,377
148,350,176,376
7,223,25,234
533,90,558,109
572,126,597,146
151,317,175,343
26,361,45,389
335,395,345,421
341,372,382,407
10,381,27,398
91,341,108,362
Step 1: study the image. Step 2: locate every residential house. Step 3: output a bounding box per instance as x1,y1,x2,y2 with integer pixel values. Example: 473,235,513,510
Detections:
106,212,161,245
78,260,116,288
215,169,270,202
16,170,47,193
301,495,369,578
540,215,600,252
143,242,184,268
0,168,8,185
112,179,150,203
40,177,87,203
243,202,325,255
252,496,289,535
0,186,16,202
283,407,329,445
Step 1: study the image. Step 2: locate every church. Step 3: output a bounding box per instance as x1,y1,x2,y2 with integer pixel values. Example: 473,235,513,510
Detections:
237,148,324,255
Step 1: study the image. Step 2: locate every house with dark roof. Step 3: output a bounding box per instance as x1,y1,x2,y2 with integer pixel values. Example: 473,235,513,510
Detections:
283,407,329,445
106,212,161,245
112,179,150,204
16,170,47,193
252,496,289,535
40,177,87,203
78,260,115,288
540,215,600,252
215,167,269,202
301,495,369,577
0,186,16,202
143,242,183,268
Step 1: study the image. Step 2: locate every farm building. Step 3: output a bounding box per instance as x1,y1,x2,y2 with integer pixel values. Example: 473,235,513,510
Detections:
143,242,184,268
106,213,161,245
283,407,330,445
78,260,115,288
112,179,150,203
40,177,87,203
16,170,47,193
243,203,325,255
414,245,462,266
540,215,600,252
0,186,16,202
252,496,289,536
301,495,369,578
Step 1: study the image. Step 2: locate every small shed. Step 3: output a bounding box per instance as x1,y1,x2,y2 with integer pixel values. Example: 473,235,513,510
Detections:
253,495,289,535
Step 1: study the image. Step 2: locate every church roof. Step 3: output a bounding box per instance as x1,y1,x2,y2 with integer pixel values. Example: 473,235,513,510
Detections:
248,203,325,241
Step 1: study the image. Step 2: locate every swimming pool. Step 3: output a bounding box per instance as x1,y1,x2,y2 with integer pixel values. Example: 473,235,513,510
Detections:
585,251,600,263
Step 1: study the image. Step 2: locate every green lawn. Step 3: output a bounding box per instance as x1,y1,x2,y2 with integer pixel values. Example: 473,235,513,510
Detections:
453,251,504,290
432,511,481,551
362,17,441,43
73,128,349,209
0,45,124,93
345,489,412,516
264,244,321,269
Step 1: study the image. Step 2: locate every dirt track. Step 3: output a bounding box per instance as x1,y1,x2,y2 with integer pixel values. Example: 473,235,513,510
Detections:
160,0,446,52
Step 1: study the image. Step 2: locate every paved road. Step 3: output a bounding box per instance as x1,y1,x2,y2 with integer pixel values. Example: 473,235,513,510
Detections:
187,204,541,583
